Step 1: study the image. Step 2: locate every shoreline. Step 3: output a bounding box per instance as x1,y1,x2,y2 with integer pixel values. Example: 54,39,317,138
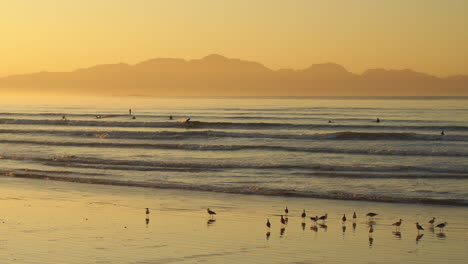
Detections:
2,173,467,207
1,176,467,263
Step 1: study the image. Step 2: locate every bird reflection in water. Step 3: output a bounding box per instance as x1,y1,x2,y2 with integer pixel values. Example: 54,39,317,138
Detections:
280,227,286,237
266,231,271,240
352,222,357,232
310,225,318,232
437,232,446,239
416,234,424,244
392,231,402,239
145,217,150,227
301,222,306,231
318,223,328,231
369,236,374,248
207,219,216,226
342,225,346,234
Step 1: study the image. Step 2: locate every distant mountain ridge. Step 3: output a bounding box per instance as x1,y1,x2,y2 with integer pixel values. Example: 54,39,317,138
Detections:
0,54,466,96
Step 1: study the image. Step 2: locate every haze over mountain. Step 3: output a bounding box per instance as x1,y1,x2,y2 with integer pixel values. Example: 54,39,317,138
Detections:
0,54,466,96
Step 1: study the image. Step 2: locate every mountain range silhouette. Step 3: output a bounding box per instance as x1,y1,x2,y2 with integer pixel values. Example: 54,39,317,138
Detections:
0,54,466,96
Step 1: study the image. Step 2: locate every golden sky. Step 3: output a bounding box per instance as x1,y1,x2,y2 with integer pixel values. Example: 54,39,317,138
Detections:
1,0,467,77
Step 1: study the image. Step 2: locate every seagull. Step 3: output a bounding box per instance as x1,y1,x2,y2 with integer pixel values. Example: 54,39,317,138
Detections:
436,222,447,232
266,218,271,229
207,208,216,218
415,222,424,234
342,214,347,224
428,217,436,225
392,219,403,231
319,213,328,222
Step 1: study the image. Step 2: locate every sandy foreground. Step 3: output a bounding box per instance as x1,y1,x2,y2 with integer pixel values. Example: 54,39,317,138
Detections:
0,176,467,264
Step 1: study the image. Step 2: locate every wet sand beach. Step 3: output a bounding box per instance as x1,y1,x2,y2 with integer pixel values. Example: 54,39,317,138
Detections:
0,176,466,264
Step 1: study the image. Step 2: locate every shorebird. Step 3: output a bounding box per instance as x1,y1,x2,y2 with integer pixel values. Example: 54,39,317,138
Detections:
342,214,347,224
285,206,289,215
436,222,447,232
353,212,357,222
301,209,306,220
207,208,216,218
266,219,271,229
415,222,424,234
280,215,286,226
392,219,403,231
145,208,150,216
310,216,319,222
428,217,436,225
366,212,378,218
319,213,328,222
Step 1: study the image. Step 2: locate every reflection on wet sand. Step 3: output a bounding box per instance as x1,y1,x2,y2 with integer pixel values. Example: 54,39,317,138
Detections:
392,231,402,239
416,234,424,244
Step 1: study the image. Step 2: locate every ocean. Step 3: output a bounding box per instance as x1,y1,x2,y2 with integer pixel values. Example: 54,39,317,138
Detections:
1,96,467,206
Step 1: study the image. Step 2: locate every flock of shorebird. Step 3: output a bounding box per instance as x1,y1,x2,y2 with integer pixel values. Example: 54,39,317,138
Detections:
205,207,448,237
145,207,448,241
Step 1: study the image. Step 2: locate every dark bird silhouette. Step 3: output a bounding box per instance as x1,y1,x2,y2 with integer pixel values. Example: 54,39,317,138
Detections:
436,222,447,232
266,218,271,229
319,213,328,222
342,214,347,224
280,215,286,226
310,216,319,222
415,222,424,234
392,219,403,231
207,208,216,218
428,217,436,225
284,206,289,215
366,212,378,218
